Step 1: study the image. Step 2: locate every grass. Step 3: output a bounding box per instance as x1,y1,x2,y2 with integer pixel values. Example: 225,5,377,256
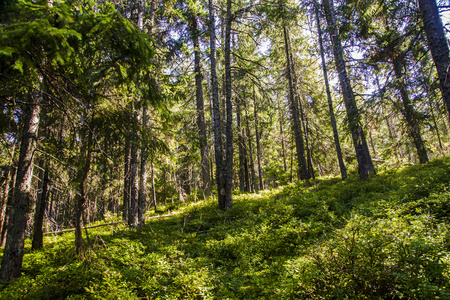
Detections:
1,157,450,299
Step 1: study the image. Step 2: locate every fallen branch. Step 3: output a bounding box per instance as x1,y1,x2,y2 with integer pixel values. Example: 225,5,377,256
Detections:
43,221,124,235
43,213,176,235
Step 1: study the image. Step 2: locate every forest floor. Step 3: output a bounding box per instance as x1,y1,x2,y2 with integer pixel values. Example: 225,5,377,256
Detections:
1,158,450,299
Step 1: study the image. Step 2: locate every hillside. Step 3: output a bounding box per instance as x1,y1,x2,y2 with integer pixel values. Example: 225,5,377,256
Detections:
1,158,450,299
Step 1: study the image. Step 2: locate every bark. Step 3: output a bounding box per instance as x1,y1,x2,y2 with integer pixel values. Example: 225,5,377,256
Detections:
123,139,131,221
191,15,211,197
392,58,429,164
418,0,450,122
237,98,246,192
253,88,264,189
245,108,257,192
209,0,226,208
315,4,347,180
223,0,233,210
0,144,15,241
283,25,309,180
0,165,16,248
323,0,373,179
138,106,148,228
128,115,141,228
74,130,93,257
31,159,49,250
1,88,41,281
279,110,288,172
151,159,157,211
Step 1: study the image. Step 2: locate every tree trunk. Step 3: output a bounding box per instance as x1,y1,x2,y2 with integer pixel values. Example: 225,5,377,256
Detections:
323,0,373,179
209,0,226,208
31,159,49,250
191,15,211,197
315,4,347,180
1,88,41,281
151,159,157,211
245,108,257,192
283,25,309,180
253,88,264,189
392,58,429,164
0,165,16,248
418,0,450,123
123,139,131,221
74,130,93,257
138,106,148,228
223,0,233,210
237,97,246,192
128,114,141,228
0,144,15,242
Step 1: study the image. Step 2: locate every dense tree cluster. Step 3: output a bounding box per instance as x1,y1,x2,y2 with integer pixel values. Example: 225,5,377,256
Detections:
1,0,449,281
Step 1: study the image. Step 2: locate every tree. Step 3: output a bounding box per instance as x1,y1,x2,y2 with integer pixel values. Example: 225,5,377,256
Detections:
322,0,374,179
418,0,450,122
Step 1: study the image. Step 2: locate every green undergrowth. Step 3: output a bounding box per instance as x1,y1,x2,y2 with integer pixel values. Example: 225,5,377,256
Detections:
1,158,450,299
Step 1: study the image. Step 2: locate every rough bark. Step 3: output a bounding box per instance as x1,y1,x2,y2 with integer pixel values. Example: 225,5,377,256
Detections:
253,88,264,189
1,89,41,281
190,15,212,197
283,25,309,180
392,58,429,164
138,106,148,228
323,0,373,179
223,0,233,210
74,130,93,257
123,139,131,221
209,0,226,208
315,4,347,180
418,0,450,122
245,110,257,192
128,112,141,228
31,159,49,250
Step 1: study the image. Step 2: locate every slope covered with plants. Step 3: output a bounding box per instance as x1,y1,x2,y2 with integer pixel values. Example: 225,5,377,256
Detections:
1,157,449,299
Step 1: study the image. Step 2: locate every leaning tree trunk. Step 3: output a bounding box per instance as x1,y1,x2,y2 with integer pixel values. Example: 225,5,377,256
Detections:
392,58,429,164
209,0,226,208
283,24,309,180
1,88,41,281
315,3,347,180
418,0,450,123
323,0,373,179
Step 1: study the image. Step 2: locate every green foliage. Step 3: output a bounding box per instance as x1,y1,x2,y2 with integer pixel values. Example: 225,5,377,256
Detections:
1,158,450,299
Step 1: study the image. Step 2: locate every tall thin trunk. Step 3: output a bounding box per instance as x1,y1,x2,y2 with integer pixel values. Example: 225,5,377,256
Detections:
237,97,246,192
138,105,148,228
279,111,288,172
1,88,41,281
223,0,233,210
283,24,309,180
392,58,429,164
151,159,157,211
0,161,17,248
0,143,15,240
191,15,211,197
123,139,131,221
315,3,347,180
31,159,49,250
209,0,226,208
418,0,450,123
323,0,373,179
74,130,93,257
245,108,257,192
129,109,141,227
253,88,264,189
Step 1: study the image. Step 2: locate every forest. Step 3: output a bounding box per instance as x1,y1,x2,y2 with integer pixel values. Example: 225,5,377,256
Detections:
1,0,450,298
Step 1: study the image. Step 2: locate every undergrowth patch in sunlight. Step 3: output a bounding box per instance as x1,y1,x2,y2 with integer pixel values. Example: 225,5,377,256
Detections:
1,158,449,299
